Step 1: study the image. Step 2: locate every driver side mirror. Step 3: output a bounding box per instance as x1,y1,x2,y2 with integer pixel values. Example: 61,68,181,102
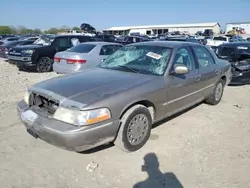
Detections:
172,64,189,75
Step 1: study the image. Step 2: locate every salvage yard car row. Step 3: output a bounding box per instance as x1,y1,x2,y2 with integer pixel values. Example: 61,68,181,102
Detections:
0,33,249,153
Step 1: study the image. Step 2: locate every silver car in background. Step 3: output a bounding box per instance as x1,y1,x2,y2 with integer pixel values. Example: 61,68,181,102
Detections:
53,42,123,74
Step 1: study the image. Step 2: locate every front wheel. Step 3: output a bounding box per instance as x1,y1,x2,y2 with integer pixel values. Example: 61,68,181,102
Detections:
205,79,224,105
114,105,152,152
36,57,53,72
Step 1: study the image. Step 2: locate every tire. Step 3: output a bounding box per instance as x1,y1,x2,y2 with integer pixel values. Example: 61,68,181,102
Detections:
114,105,152,152
205,79,224,105
36,57,53,72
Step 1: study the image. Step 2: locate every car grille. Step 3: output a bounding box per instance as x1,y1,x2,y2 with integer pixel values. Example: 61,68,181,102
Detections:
29,93,59,116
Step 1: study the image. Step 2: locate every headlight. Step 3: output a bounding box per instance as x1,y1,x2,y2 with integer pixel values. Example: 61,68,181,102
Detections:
22,50,34,54
24,91,30,104
53,107,111,126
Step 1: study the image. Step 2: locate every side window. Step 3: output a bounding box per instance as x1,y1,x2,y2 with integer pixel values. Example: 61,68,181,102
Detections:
219,47,235,57
52,37,71,47
100,45,117,55
173,47,195,71
70,38,80,46
192,46,215,68
8,38,18,41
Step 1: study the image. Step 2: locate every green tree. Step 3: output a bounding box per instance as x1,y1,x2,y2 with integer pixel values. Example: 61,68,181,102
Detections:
16,26,28,34
0,26,12,34
72,26,81,31
33,28,42,34
46,28,59,34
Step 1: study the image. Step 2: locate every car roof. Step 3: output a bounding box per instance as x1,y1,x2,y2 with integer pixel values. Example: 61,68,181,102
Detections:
78,42,122,46
219,42,250,47
128,41,202,48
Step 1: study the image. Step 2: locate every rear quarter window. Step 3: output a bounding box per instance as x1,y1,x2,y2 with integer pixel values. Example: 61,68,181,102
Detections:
67,44,96,53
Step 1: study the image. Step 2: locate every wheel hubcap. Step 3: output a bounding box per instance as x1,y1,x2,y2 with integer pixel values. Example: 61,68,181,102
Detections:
215,83,223,101
127,114,149,146
39,58,51,71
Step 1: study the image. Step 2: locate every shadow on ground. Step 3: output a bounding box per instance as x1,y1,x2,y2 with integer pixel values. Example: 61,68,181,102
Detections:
134,153,183,188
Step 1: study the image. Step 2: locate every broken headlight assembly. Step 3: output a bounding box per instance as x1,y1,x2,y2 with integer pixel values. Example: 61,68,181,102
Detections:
53,107,111,126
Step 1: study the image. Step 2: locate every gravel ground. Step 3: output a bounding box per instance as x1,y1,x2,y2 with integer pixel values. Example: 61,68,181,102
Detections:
0,58,249,188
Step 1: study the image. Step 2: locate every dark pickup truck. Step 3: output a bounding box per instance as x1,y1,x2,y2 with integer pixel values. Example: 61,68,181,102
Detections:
8,35,102,72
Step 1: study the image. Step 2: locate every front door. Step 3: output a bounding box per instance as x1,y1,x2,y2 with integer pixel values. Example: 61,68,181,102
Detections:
164,47,202,116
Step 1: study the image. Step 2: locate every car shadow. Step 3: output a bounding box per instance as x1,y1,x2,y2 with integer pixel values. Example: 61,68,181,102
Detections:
133,153,183,188
81,102,203,154
80,143,114,154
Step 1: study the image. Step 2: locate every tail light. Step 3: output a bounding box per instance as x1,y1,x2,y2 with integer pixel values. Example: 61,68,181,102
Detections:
66,59,86,64
54,57,61,62
4,48,8,51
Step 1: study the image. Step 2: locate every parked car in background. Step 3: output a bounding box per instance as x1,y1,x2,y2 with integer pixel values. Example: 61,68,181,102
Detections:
206,36,230,47
22,36,40,41
8,35,101,72
96,34,116,42
17,41,231,153
116,36,150,45
0,37,20,45
0,40,35,58
202,29,214,36
53,42,123,74
216,42,250,85
160,37,207,45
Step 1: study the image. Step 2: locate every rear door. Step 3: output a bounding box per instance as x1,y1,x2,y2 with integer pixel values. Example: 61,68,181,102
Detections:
191,45,219,97
52,37,72,52
165,47,202,116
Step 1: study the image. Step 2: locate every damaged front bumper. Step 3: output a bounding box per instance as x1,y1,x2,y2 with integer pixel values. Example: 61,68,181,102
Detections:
230,63,250,85
17,100,120,152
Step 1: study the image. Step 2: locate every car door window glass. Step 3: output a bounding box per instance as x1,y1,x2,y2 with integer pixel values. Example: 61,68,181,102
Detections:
173,48,195,71
52,38,70,47
100,45,117,55
193,46,215,68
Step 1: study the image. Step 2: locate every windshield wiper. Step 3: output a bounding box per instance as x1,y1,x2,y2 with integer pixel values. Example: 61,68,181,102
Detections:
117,65,140,73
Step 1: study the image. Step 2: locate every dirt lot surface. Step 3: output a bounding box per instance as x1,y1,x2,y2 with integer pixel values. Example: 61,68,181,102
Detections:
0,58,249,188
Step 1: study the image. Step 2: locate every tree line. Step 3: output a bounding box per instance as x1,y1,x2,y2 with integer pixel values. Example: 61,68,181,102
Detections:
0,25,81,35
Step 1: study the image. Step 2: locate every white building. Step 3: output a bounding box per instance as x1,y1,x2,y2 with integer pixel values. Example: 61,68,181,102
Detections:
226,22,250,34
103,22,221,35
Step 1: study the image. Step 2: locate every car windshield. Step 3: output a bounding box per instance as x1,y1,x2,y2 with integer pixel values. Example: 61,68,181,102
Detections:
67,44,96,53
98,45,172,76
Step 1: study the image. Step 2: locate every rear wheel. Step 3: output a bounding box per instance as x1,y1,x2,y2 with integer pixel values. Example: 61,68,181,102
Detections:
36,57,53,72
114,105,152,152
205,79,224,105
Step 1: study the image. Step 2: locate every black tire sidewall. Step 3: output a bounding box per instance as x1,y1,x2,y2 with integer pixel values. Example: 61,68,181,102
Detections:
121,107,152,152
37,57,52,72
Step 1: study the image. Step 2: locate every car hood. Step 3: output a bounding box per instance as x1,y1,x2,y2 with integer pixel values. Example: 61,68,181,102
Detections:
31,68,157,109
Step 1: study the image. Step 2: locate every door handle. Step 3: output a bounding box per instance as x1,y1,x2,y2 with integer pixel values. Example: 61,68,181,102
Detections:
194,74,201,81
